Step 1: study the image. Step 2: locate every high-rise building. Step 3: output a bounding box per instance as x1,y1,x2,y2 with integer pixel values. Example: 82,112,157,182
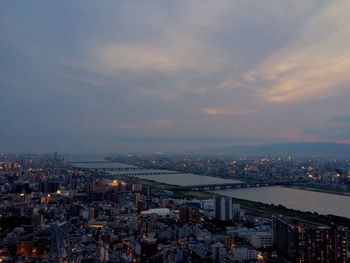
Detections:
179,206,200,225
273,216,348,263
232,203,240,220
214,195,240,221
39,181,59,194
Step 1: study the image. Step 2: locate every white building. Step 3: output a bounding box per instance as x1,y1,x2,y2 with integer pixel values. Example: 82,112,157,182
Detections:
231,245,256,262
201,199,214,211
247,231,273,249
140,208,170,216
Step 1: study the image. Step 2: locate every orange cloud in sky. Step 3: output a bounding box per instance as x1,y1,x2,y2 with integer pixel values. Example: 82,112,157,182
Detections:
249,2,350,104
202,106,258,116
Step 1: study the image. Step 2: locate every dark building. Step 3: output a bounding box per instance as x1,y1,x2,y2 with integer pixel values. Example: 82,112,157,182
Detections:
273,216,348,263
179,206,200,225
141,238,158,259
14,182,31,194
39,181,59,194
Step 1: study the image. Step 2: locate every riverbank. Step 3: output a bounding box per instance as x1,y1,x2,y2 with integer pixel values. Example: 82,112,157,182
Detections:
107,173,350,227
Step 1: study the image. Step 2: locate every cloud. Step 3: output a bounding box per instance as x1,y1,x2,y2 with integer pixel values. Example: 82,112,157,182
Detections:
152,119,176,128
247,2,350,103
90,1,236,77
301,125,350,143
92,39,224,77
331,115,350,124
202,106,258,116
299,113,350,143
2,1,350,152
108,119,176,130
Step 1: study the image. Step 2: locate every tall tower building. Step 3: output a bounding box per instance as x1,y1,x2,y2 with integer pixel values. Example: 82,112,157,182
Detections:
214,195,239,221
273,216,348,263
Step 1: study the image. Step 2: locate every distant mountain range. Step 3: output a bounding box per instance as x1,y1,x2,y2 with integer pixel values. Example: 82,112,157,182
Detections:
204,142,350,158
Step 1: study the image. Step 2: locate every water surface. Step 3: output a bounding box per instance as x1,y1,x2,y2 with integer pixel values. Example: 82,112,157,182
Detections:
212,186,350,218
136,173,242,186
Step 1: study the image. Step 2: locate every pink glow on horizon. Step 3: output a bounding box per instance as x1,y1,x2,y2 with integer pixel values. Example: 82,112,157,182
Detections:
276,129,347,144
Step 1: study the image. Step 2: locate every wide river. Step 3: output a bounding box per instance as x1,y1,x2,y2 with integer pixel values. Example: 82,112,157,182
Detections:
68,158,350,219
212,186,350,218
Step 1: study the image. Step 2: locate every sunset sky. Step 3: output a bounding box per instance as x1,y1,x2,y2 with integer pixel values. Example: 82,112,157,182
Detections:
1,1,350,153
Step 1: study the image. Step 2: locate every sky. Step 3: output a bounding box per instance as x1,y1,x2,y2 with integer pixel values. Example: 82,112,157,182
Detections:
1,1,350,153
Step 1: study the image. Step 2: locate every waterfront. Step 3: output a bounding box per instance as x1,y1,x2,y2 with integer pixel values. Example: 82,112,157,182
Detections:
69,159,350,218
212,186,350,218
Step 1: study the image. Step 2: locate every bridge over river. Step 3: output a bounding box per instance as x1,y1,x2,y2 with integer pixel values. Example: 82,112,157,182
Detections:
69,161,141,171
167,182,289,192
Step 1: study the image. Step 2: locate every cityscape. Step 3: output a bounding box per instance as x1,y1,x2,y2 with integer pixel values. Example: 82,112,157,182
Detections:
3,1,350,262
0,153,350,262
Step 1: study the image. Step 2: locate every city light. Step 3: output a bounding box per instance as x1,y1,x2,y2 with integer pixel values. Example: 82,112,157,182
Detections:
2,1,350,261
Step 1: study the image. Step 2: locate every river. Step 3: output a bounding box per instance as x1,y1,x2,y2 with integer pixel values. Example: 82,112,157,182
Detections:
211,186,350,218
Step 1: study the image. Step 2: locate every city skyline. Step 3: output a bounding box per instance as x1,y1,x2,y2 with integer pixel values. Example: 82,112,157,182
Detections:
2,1,350,153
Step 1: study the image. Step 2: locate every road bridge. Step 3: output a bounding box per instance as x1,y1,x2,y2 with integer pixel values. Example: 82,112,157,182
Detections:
167,182,288,192
79,167,141,172
69,161,111,164
68,162,141,172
